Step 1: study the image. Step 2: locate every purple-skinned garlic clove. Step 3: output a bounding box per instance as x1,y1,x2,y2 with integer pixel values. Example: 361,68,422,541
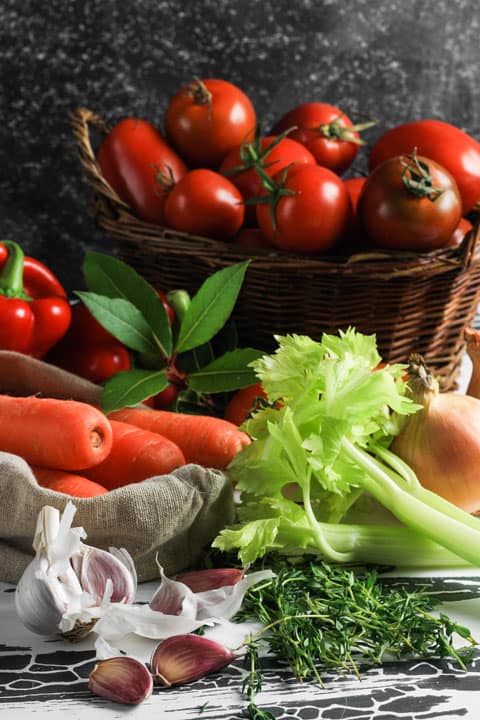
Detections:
174,567,245,593
151,633,237,687
80,547,136,605
88,656,153,705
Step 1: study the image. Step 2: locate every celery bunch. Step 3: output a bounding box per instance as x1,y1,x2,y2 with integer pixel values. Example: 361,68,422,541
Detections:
214,329,480,568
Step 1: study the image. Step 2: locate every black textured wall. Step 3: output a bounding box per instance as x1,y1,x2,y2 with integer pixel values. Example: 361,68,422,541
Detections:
1,0,479,293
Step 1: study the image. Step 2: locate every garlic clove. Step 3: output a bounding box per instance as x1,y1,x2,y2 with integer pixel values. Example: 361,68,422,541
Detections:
15,555,65,636
174,567,245,593
151,634,236,687
195,569,275,621
149,565,197,618
88,656,153,705
79,547,136,605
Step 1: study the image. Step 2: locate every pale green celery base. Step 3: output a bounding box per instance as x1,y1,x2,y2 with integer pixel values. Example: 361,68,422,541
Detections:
277,521,470,568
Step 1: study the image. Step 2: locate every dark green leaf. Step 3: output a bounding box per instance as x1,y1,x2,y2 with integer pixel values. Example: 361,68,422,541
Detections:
76,291,158,354
188,348,263,393
175,261,250,353
178,342,215,375
101,368,168,413
82,251,172,357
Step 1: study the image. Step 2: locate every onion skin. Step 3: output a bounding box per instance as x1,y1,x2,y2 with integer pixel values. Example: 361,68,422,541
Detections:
392,354,480,514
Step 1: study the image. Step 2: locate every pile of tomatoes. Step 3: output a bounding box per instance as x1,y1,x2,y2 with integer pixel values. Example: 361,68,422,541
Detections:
97,77,480,255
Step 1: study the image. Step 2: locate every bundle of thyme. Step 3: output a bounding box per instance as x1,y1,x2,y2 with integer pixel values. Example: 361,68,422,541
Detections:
237,558,476,718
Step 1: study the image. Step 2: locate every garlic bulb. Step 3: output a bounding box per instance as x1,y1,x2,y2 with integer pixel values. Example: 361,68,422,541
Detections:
15,501,137,637
392,354,480,513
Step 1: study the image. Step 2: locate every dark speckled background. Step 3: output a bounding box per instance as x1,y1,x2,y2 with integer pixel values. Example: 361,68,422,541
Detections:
1,0,479,293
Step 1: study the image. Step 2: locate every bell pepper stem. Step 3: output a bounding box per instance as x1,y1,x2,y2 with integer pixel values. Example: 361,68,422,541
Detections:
0,240,27,298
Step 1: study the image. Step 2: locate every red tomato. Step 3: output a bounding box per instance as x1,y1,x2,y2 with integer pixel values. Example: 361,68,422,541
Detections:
368,119,480,214
52,342,132,385
272,103,373,175
164,169,245,240
97,118,187,224
225,383,268,425
156,289,175,326
68,301,117,345
219,135,316,223
335,176,368,255
358,154,462,251
445,217,473,248
256,164,351,253
165,78,256,168
343,177,366,212
151,383,180,410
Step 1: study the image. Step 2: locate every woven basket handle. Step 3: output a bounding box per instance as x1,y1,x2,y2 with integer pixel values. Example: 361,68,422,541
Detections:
71,107,131,212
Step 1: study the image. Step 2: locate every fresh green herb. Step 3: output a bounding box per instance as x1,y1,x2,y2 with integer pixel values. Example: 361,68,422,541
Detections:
239,559,476,686
214,329,480,567
76,253,263,412
242,641,276,720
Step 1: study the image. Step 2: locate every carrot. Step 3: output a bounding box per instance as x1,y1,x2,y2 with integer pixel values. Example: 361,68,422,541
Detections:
81,419,186,490
108,407,251,469
0,394,112,470
32,467,108,497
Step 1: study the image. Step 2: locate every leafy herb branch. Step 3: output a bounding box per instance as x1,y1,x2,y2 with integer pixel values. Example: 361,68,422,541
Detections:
76,252,263,413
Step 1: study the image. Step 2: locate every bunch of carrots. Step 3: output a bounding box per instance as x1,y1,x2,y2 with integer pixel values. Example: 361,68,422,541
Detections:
0,394,250,497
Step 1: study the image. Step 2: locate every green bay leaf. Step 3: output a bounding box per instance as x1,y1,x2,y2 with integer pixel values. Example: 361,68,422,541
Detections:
188,347,263,393
75,291,158,354
101,368,168,413
82,251,172,357
175,261,250,353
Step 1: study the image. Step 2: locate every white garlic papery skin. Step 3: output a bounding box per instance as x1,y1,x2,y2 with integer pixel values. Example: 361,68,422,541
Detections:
15,501,137,637
16,503,88,635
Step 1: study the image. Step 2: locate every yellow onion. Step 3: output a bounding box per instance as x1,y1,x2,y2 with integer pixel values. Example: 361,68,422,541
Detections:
392,353,480,514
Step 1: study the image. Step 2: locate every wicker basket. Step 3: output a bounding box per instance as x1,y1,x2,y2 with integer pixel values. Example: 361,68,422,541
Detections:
72,106,480,391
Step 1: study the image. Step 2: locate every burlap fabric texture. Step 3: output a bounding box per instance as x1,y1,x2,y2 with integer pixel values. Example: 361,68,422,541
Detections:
0,351,235,584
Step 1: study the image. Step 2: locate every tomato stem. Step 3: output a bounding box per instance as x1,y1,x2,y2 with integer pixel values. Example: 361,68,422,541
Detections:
223,125,297,178
316,116,376,146
184,79,212,107
401,151,444,201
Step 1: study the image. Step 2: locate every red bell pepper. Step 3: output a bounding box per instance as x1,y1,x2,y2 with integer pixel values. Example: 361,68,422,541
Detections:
0,240,71,358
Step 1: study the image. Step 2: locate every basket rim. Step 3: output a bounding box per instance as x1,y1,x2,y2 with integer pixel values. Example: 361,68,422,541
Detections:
71,105,480,277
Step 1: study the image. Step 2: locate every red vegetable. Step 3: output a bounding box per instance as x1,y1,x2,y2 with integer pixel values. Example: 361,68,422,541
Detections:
256,164,351,253
108,407,251,469
358,153,462,251
33,467,108,497
51,342,132,385
0,395,113,470
165,78,256,168
368,119,480,214
164,169,245,240
0,240,71,358
219,133,316,224
445,217,473,248
82,419,186,489
97,118,188,225
225,383,268,425
46,301,132,384
272,103,374,175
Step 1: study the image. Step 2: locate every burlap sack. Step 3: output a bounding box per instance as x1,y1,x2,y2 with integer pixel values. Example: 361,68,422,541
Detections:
0,351,235,584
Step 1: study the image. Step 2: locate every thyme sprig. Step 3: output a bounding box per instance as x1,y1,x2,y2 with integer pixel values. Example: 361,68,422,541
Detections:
238,558,476,687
